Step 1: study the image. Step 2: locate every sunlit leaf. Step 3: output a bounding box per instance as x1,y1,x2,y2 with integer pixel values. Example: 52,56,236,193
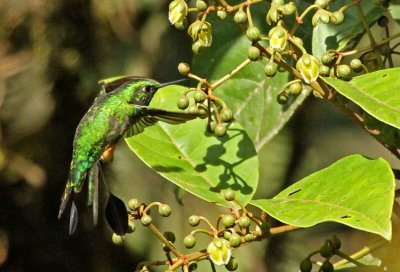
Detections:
251,155,394,240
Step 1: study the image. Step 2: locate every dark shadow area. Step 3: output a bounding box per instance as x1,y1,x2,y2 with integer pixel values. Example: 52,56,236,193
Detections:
195,128,256,195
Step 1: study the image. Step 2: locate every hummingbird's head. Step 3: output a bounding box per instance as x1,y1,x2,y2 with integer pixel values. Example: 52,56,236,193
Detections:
127,78,188,106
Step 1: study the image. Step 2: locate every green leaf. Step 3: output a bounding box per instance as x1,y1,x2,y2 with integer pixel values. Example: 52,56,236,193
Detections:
125,85,259,206
191,9,308,151
312,1,385,57
251,154,394,240
322,68,400,129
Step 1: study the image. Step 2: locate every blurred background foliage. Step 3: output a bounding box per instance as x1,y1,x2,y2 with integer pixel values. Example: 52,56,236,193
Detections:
0,1,400,271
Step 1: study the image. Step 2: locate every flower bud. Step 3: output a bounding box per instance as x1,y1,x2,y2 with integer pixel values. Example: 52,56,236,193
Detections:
234,10,247,24
217,10,227,20
220,108,233,122
188,104,199,114
222,214,236,228
215,124,227,137
350,58,363,72
277,92,289,104
184,235,196,249
315,0,329,9
207,238,231,265
225,257,239,271
320,240,334,258
248,46,261,61
128,198,140,210
296,54,320,83
312,13,320,27
264,62,278,77
224,190,236,201
141,215,152,226
228,233,241,247
336,64,351,78
169,0,188,25
178,62,190,75
238,216,251,228
282,2,296,15
321,52,334,65
331,11,344,25
196,0,207,11
246,26,260,42
194,90,206,102
300,258,312,272
321,260,334,272
320,13,330,24
112,233,124,245
319,65,330,76
266,7,280,25
192,41,202,54
188,215,200,226
291,36,304,48
266,0,285,24
289,82,302,95
177,96,190,109
207,121,217,132
158,204,172,217
244,233,255,242
268,24,288,52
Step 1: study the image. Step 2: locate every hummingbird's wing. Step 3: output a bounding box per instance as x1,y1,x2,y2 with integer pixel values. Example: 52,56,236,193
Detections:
126,108,201,137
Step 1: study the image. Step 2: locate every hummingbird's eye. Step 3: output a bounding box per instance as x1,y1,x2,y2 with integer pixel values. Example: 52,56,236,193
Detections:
144,86,154,92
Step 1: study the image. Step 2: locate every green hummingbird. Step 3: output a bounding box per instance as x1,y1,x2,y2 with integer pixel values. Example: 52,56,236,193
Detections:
58,77,198,234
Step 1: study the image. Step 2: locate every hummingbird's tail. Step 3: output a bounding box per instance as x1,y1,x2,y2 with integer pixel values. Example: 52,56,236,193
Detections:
58,186,73,219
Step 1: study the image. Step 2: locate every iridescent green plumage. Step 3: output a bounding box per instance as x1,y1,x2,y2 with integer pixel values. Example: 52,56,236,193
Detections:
58,77,197,234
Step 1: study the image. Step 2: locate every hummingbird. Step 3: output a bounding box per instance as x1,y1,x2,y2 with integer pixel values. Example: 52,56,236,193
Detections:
58,76,198,234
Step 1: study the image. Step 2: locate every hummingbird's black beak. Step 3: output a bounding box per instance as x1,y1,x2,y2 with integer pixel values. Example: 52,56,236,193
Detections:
157,78,189,89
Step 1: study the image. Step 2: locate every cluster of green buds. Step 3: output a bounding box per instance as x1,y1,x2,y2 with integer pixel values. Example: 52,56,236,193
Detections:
266,0,296,25
177,62,233,137
300,235,342,272
111,198,172,245
183,190,269,270
311,0,346,27
319,51,366,81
